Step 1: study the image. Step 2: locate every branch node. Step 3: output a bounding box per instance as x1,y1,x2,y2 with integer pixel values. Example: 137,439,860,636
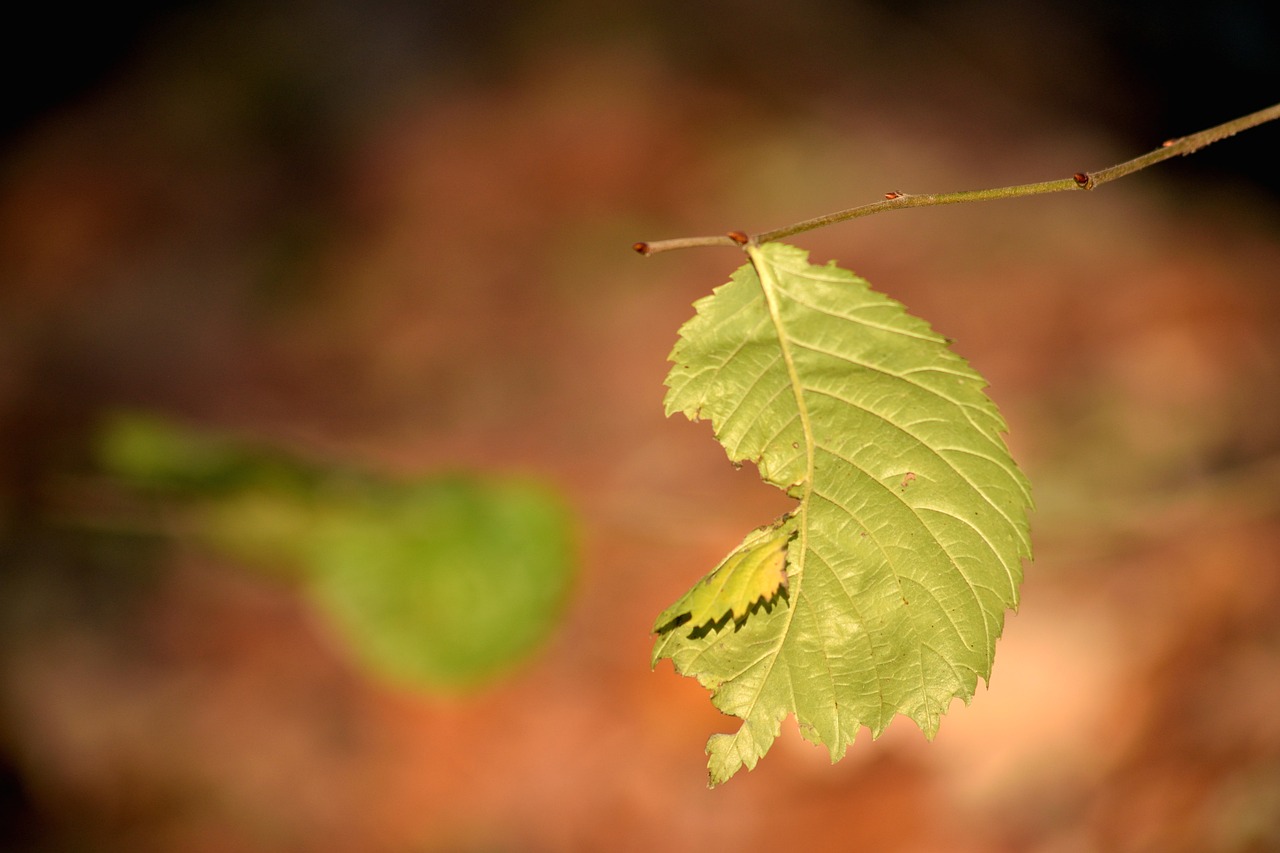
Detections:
1072,172,1092,189
726,230,750,245
884,191,903,200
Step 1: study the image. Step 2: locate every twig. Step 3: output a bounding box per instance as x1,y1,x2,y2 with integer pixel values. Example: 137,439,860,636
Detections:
633,101,1280,256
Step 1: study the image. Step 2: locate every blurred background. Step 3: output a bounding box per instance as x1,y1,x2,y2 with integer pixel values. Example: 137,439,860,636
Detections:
3,1,1280,851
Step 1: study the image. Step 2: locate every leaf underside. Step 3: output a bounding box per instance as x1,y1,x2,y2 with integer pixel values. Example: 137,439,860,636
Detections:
654,242,1032,787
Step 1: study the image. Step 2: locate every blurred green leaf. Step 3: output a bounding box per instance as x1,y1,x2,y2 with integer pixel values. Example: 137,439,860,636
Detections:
96,412,577,692
298,478,575,692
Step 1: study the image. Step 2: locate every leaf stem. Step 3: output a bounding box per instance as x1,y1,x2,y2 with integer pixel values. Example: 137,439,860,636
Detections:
634,101,1280,256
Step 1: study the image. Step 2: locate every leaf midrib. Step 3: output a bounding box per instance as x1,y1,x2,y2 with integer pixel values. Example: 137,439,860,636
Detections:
739,244,813,722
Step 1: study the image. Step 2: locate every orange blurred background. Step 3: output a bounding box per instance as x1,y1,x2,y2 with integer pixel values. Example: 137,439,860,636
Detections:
3,3,1280,851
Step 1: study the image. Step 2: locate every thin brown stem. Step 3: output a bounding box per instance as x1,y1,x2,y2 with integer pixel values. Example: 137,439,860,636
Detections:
634,101,1280,256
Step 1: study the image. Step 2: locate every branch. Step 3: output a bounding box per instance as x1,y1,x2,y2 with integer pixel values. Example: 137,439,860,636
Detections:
633,101,1280,256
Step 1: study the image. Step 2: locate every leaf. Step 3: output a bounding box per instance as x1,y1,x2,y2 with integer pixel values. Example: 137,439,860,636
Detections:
294,477,577,692
653,513,795,636
96,412,578,692
655,242,1032,786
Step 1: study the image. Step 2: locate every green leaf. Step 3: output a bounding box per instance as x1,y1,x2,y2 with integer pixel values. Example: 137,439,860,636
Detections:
655,242,1032,786
295,478,577,692
653,513,795,636
96,413,577,693
199,478,577,692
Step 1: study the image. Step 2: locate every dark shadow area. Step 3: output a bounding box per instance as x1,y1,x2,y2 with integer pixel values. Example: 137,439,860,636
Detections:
656,586,790,640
